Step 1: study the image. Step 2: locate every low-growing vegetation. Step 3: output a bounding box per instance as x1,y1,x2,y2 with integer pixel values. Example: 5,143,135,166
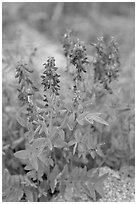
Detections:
2,2,135,202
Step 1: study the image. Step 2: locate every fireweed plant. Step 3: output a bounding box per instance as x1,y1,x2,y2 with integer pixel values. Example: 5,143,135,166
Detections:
3,32,121,202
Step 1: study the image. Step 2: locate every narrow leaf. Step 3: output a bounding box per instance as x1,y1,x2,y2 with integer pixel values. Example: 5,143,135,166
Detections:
39,121,48,135
73,142,77,155
77,111,90,121
67,112,75,130
14,150,29,160
49,165,59,193
86,117,94,124
58,164,68,181
49,165,59,182
85,113,109,126
68,140,76,147
76,118,84,126
76,111,90,126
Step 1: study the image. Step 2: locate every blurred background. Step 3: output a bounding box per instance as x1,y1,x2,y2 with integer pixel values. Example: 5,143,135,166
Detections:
2,2,135,101
2,2,135,176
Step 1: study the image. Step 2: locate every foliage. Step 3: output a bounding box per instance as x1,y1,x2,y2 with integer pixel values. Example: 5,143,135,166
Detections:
2,31,134,202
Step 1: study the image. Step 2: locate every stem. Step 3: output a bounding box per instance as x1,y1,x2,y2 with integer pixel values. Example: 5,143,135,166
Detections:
49,93,54,134
53,147,57,165
70,151,73,171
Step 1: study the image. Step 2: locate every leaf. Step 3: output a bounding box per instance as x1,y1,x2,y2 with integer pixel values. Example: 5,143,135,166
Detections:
95,182,105,198
48,157,54,167
73,142,77,155
33,125,41,136
96,146,104,158
4,187,23,202
2,169,10,191
82,182,96,201
49,165,59,181
62,164,69,179
59,181,66,196
74,182,82,194
69,167,79,181
50,127,58,139
46,138,53,150
16,112,28,127
85,79,93,93
85,113,109,126
57,164,69,181
105,159,114,167
90,173,108,184
87,168,99,178
49,165,59,193
18,105,28,114
76,118,84,126
27,170,37,180
24,187,34,202
38,152,49,167
14,150,29,160
68,140,76,147
32,138,52,155
38,148,54,167
111,137,120,149
58,129,65,140
39,120,49,135
60,112,69,128
77,111,90,121
74,129,82,142
89,173,108,199
67,112,75,130
77,166,88,182
52,135,67,148
29,152,38,171
24,163,33,171
27,126,41,143
78,143,86,154
90,150,96,159
76,111,89,126
97,173,108,183
24,130,35,143
37,159,45,181
87,133,97,150
36,99,46,108
86,182,96,201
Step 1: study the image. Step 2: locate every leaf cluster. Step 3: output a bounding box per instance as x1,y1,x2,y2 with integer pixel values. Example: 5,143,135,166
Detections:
3,31,134,202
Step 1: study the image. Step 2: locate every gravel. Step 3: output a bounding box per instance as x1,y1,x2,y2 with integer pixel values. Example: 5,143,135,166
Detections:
52,166,135,202
98,167,135,202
